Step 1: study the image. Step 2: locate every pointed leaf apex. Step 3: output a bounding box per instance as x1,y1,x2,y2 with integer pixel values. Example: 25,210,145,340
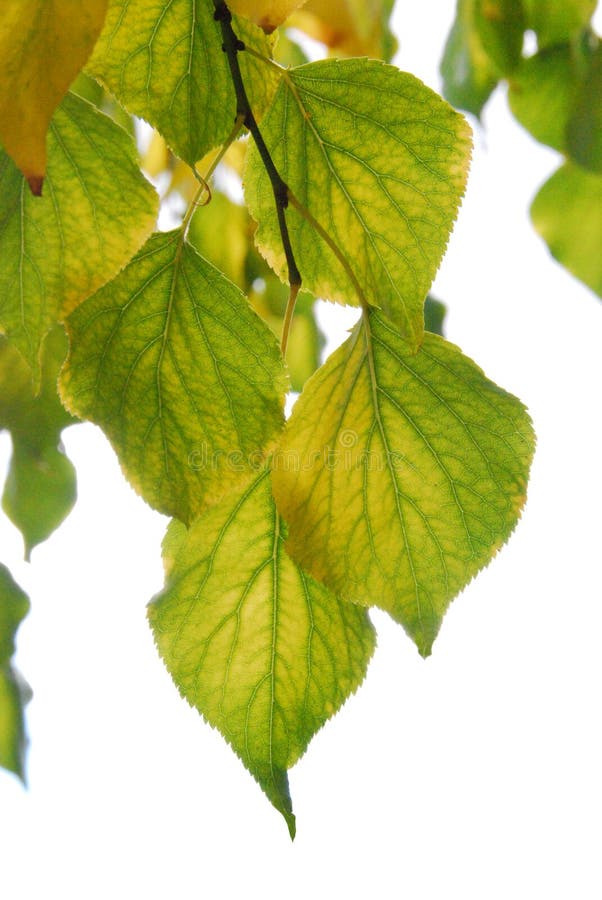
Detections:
27,174,44,197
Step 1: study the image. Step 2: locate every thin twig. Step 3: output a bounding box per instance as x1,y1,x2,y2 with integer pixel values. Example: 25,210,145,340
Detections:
213,0,302,324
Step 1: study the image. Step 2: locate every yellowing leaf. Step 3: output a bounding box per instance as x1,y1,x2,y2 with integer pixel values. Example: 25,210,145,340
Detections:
0,91,158,377
229,0,308,33
60,231,288,524
148,470,375,836
0,564,30,781
0,0,108,193
89,0,279,165
531,163,602,298
290,0,398,61
0,327,77,558
272,311,534,657
245,59,471,349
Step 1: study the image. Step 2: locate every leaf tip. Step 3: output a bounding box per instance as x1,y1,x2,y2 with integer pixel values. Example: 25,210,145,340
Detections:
27,174,44,197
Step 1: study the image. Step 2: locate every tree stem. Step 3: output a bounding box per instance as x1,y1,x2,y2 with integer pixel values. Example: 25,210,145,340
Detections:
213,0,302,314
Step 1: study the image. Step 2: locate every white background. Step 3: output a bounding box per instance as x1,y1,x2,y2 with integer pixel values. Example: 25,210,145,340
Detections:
2,4,602,898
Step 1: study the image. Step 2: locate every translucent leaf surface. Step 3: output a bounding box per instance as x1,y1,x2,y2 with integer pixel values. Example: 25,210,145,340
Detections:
567,44,602,174
290,0,398,61
228,0,308,32
531,163,602,297
0,0,108,192
522,0,596,47
89,0,278,165
246,59,471,349
508,45,578,152
272,311,534,657
441,0,499,117
61,231,288,523
0,564,30,780
474,0,525,74
0,328,77,557
148,470,375,836
0,91,158,376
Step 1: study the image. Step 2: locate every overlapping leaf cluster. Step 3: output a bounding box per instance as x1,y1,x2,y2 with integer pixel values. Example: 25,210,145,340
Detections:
442,0,602,295
0,0,535,832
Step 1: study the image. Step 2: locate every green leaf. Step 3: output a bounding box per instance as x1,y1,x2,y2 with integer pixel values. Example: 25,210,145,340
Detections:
440,0,500,117
508,44,579,152
531,162,602,297
0,327,77,558
0,91,158,377
474,0,525,74
246,59,471,349
0,0,108,192
88,0,279,165
522,0,596,48
60,230,288,524
424,295,447,336
148,470,375,836
272,311,534,657
0,563,31,781
188,190,250,290
567,44,602,174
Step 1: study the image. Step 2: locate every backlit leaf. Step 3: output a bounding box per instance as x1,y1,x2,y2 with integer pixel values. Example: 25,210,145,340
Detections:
522,0,596,48
246,59,471,349
0,327,77,558
474,0,525,74
0,91,158,377
290,0,398,61
272,311,534,657
148,470,375,836
88,0,279,165
0,0,108,193
61,230,288,523
508,44,579,152
567,44,602,174
531,163,602,297
0,564,31,781
228,0,309,33
441,0,500,117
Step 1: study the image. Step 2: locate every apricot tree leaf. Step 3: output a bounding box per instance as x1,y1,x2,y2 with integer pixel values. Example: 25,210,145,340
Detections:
88,0,279,165
148,470,375,836
0,91,158,377
245,58,471,349
522,0,596,47
531,162,602,297
272,311,534,657
0,0,108,192
61,231,288,523
0,564,31,781
0,327,77,558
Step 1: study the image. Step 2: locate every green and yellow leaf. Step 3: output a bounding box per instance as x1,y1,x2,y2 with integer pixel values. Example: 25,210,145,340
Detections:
229,0,309,33
0,327,77,558
272,311,534,657
290,0,398,61
531,162,602,298
0,91,158,377
148,470,375,836
0,564,31,781
245,58,471,349
60,230,288,524
0,0,108,193
88,0,279,165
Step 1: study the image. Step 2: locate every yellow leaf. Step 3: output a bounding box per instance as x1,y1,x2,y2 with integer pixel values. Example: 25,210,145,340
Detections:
0,0,108,193
228,0,308,33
